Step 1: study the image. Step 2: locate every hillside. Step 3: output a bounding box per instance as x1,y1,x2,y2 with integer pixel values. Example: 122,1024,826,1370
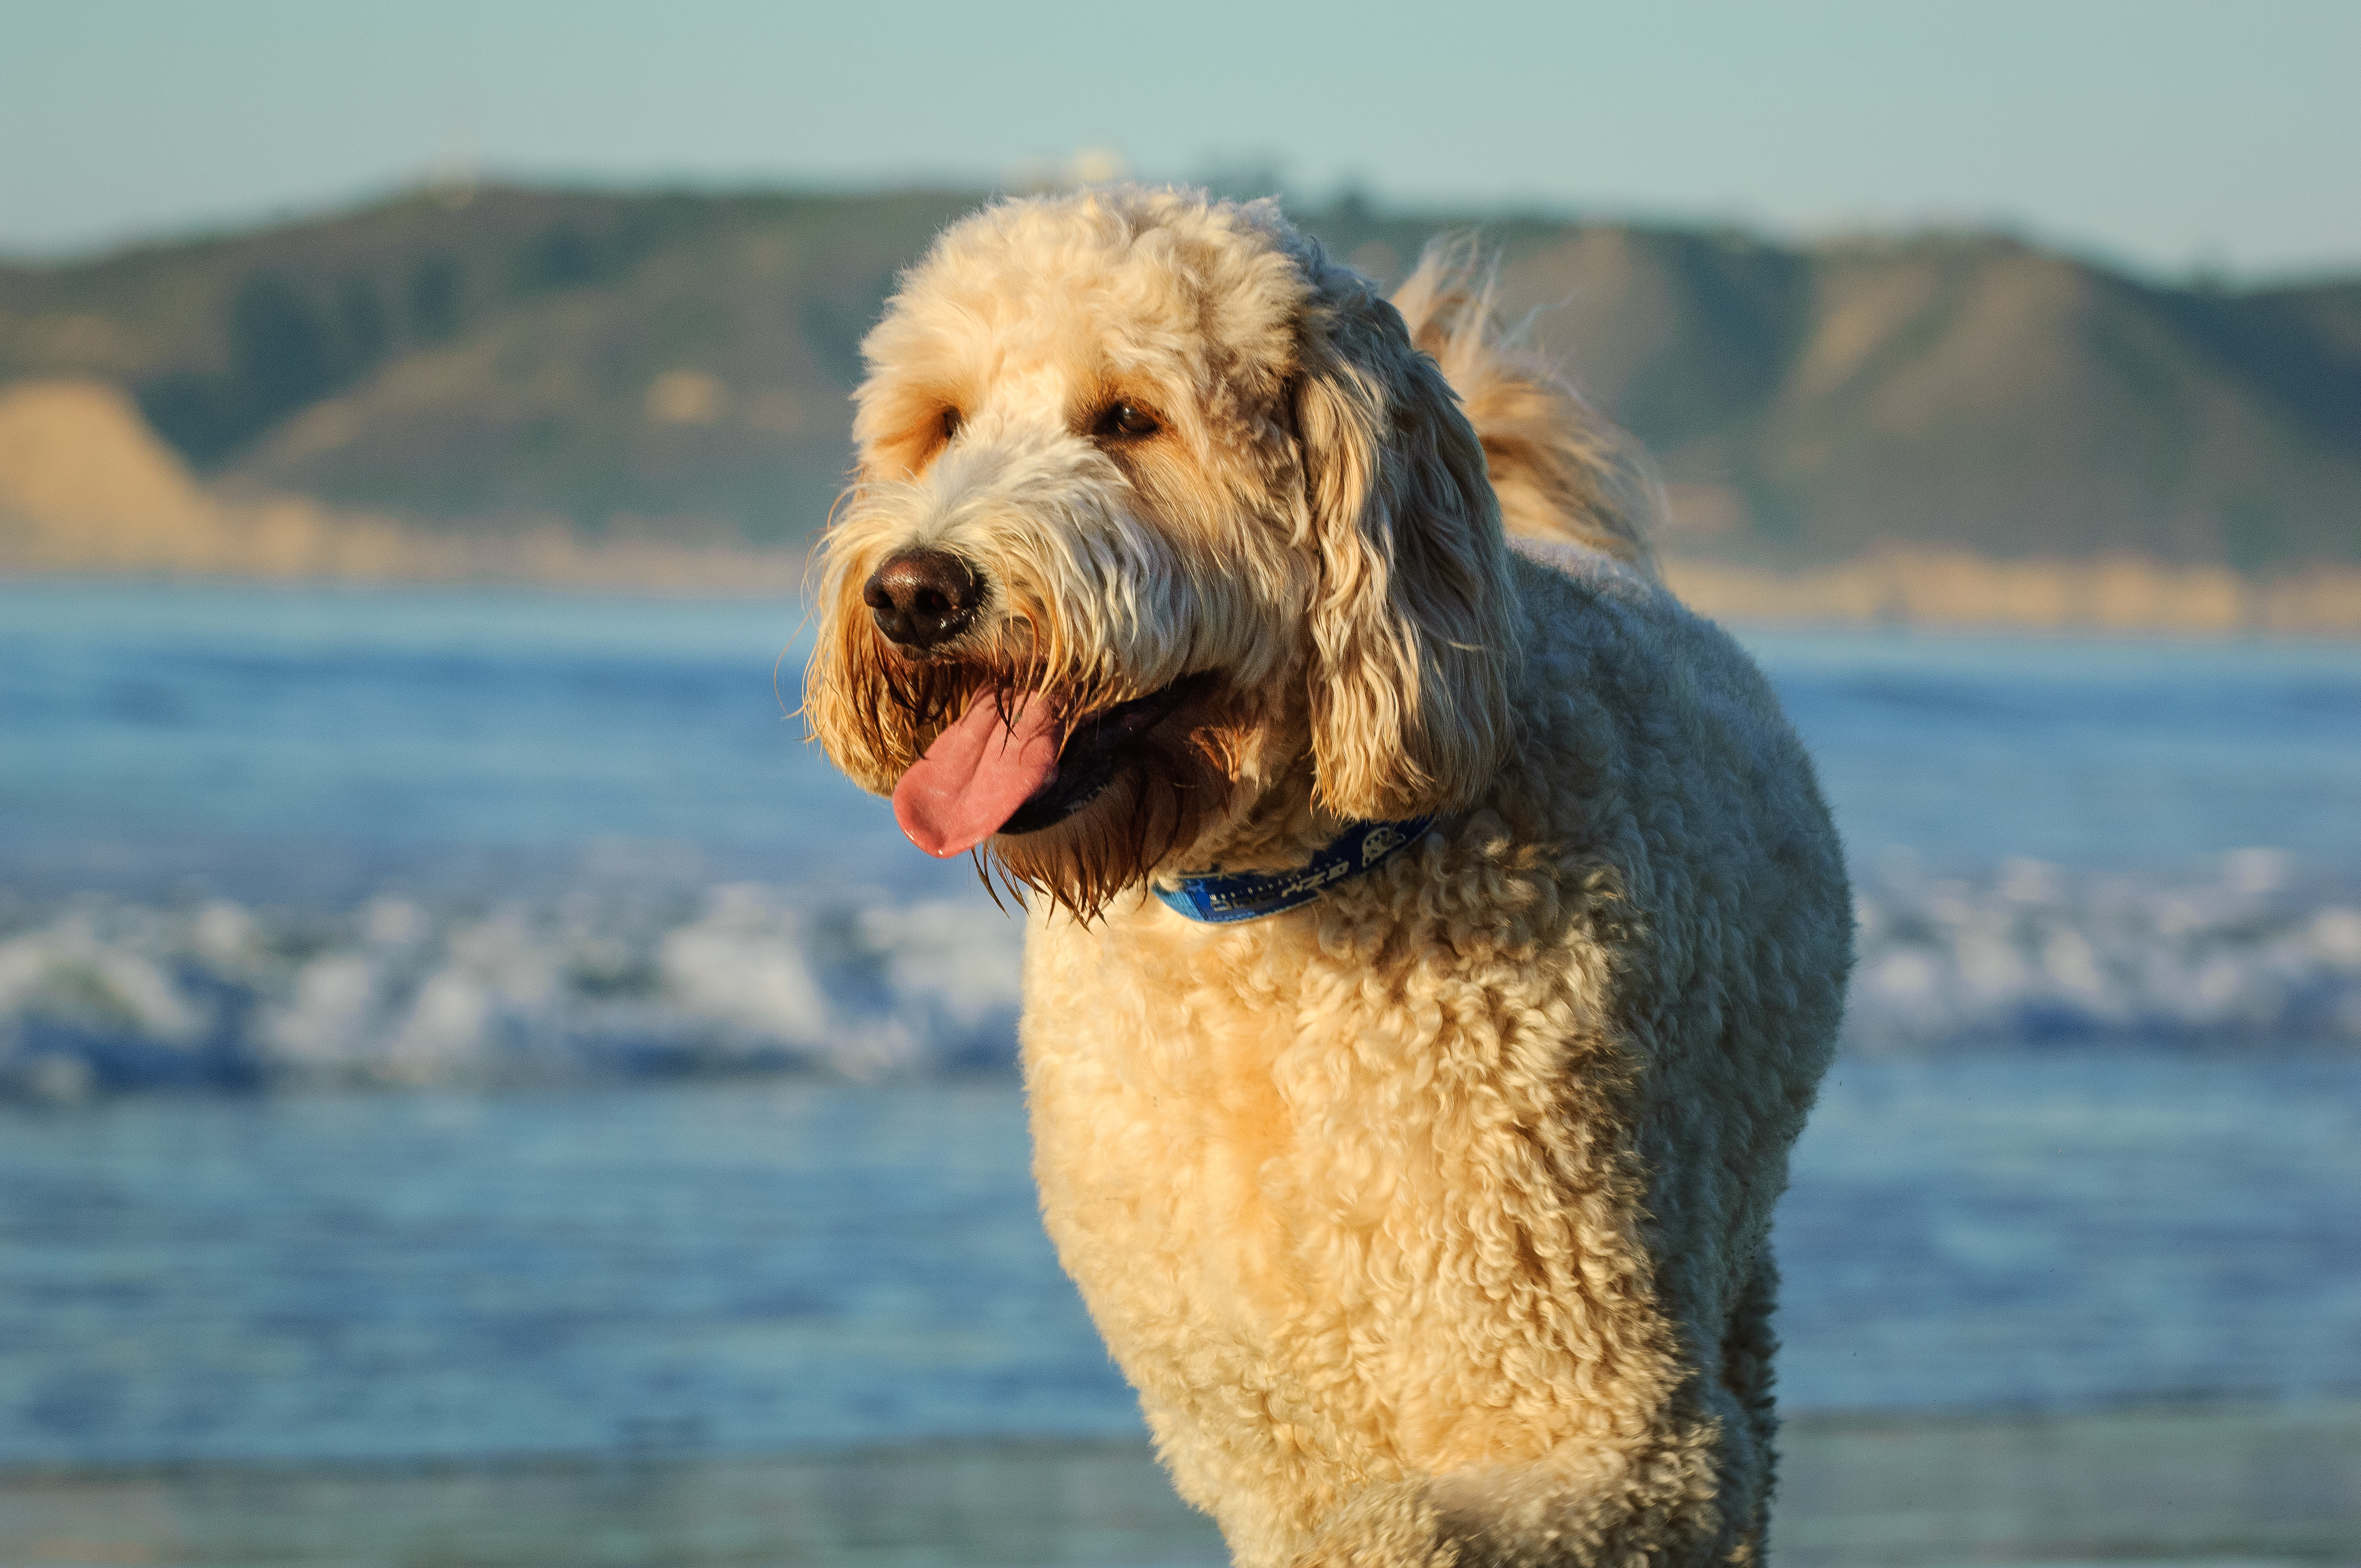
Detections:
3,182,2358,579
1495,227,2361,569
0,187,972,550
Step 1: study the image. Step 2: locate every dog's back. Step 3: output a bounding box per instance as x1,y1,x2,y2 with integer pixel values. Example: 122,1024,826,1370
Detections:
1368,248,1848,1560
1389,244,1658,577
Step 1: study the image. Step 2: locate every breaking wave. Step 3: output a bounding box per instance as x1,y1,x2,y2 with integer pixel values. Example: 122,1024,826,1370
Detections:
0,883,1024,1099
2,850,2357,1098
1847,849,2361,1051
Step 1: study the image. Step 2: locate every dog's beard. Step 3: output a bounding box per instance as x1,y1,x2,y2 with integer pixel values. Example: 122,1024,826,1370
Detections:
856,650,1235,920
990,705,1229,919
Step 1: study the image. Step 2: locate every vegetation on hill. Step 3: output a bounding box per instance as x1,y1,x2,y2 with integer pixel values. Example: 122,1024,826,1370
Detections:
2,182,2356,570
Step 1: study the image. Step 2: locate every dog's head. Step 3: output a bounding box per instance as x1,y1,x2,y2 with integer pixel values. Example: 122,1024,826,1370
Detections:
806,186,1516,915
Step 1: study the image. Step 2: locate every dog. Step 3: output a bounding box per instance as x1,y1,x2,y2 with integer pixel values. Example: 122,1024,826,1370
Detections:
806,186,1850,1567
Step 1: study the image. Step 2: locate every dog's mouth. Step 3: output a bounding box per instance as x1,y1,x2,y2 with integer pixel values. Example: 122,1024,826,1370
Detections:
891,674,1207,858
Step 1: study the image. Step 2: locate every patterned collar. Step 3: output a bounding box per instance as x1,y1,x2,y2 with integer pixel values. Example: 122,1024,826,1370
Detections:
1151,815,1437,924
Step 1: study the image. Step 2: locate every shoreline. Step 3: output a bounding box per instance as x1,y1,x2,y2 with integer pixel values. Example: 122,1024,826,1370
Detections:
5,1399,2356,1567
8,551,2361,636
8,379,2359,633
1665,550,2361,638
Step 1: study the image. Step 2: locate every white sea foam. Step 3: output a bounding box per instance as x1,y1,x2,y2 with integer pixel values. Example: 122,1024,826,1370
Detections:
1847,850,2361,1051
2,853,2356,1097
0,883,1024,1098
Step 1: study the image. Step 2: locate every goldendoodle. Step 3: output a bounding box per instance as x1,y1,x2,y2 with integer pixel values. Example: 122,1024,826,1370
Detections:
806,185,1851,1567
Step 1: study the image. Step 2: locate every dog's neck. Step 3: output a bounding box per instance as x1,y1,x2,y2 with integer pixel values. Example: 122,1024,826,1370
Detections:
1150,813,1438,923
1169,741,1331,868
1145,738,1438,923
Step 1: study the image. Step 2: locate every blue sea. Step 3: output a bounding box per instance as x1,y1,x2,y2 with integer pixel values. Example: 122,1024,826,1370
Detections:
2,581,2358,1471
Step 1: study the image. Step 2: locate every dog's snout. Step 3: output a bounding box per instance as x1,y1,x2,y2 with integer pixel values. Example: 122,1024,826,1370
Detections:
863,549,984,650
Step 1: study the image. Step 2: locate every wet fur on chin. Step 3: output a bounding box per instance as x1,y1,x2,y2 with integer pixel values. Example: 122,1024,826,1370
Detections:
987,669,1324,920
822,639,1259,919
988,728,1223,918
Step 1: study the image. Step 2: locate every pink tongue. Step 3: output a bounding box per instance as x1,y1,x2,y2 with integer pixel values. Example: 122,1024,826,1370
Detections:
891,691,1062,858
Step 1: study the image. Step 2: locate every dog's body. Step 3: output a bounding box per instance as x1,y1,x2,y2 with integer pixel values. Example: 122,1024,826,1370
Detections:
1024,540,1843,1566
807,188,1850,1566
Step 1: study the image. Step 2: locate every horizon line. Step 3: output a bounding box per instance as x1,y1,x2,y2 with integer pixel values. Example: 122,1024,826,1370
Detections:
7,169,2358,293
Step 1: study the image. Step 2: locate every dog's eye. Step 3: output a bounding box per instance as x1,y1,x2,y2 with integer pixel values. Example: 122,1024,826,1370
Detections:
1092,402,1160,440
940,407,962,442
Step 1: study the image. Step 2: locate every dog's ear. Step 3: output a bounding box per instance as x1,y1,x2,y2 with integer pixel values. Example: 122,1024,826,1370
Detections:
1294,266,1517,822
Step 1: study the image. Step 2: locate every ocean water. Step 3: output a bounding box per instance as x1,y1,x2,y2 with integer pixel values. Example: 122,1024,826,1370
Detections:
3,1060,2356,1469
2,580,2358,1469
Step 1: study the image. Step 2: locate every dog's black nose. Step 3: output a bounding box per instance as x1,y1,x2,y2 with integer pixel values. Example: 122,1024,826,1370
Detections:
863,549,983,650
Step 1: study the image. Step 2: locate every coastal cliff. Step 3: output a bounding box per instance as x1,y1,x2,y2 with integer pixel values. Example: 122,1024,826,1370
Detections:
3,184,2357,627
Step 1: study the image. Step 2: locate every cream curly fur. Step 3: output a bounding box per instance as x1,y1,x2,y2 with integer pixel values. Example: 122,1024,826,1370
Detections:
805,186,1851,1566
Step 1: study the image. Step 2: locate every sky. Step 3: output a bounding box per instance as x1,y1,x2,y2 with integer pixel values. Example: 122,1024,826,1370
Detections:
4,0,2357,278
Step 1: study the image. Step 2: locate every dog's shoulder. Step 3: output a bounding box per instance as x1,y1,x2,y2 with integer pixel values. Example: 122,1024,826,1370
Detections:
1503,533,1658,601
1503,533,1787,745
1500,531,1849,954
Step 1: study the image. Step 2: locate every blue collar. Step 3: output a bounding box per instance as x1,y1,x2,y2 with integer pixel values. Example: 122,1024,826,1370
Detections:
1152,815,1437,924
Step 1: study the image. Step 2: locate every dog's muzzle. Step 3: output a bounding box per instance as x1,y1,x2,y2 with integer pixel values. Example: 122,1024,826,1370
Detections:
863,549,982,652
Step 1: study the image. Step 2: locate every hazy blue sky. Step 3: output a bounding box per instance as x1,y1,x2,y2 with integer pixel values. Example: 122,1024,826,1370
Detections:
5,0,2355,276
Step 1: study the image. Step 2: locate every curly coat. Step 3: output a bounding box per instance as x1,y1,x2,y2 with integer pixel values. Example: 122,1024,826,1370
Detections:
806,186,1851,1567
